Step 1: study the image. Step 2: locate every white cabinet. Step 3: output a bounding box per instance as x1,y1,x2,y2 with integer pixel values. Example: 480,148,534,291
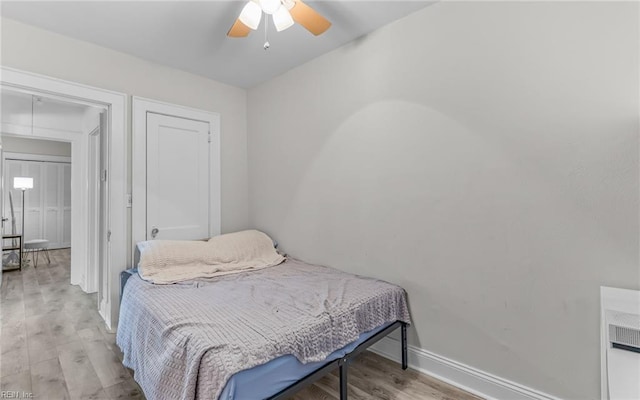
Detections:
3,158,71,249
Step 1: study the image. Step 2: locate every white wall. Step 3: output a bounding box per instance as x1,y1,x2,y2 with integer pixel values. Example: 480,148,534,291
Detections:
1,17,250,262
248,2,640,399
2,136,70,157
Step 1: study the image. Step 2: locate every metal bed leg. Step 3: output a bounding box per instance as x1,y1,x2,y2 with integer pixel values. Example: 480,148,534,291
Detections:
339,362,348,400
401,322,408,370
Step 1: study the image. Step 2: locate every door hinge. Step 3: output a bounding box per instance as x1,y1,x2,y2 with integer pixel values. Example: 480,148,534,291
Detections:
107,230,111,242
208,131,212,143
101,170,107,182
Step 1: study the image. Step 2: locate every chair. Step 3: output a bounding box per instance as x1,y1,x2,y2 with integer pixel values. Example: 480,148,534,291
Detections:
23,239,51,268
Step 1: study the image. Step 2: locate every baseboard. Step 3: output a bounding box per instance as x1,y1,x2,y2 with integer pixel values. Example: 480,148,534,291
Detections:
369,337,562,400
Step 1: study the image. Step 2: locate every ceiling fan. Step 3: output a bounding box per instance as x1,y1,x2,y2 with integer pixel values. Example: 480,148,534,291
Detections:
227,0,331,38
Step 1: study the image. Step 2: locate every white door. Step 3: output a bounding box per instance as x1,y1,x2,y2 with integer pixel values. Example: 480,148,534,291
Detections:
146,113,210,240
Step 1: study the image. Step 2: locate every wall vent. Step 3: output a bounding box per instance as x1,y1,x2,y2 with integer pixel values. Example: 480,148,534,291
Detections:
607,311,640,353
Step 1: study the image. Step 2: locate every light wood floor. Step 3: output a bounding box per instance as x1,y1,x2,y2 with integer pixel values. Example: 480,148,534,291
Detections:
1,249,481,400
291,351,482,400
1,249,142,399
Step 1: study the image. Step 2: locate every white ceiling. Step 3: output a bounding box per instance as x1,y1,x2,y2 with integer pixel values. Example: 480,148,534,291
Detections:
1,1,434,88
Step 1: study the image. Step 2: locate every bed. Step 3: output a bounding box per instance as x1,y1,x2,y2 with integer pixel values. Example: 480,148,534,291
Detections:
117,231,410,400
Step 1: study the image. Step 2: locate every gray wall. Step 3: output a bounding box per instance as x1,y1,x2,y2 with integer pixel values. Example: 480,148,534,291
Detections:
248,2,639,399
1,17,250,262
2,136,71,157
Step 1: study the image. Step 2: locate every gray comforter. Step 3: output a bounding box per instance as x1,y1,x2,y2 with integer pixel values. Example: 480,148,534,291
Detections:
116,258,411,400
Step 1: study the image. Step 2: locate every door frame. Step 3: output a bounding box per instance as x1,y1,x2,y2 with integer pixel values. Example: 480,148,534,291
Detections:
131,97,221,262
1,66,127,330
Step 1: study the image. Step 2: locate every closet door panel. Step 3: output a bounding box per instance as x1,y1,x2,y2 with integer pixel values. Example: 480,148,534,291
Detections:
62,210,72,245
61,164,72,247
23,161,43,242
44,211,58,246
43,163,61,248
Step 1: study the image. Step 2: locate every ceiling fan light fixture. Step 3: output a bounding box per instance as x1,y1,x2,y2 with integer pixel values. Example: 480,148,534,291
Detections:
282,0,296,10
260,0,281,15
239,1,262,30
273,6,294,32
227,0,331,39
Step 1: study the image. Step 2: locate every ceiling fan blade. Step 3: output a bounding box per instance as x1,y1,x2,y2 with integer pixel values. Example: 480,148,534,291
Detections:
289,1,331,36
227,19,251,38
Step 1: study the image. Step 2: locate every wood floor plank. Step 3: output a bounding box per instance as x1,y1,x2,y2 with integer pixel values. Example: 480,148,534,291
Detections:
39,284,72,304
291,383,338,400
103,379,145,400
82,334,132,388
22,279,41,296
0,369,32,394
0,298,25,325
30,357,71,400
1,273,24,301
72,308,104,331
35,271,53,286
57,340,106,400
47,311,82,345
49,266,70,284
77,326,104,342
350,353,480,400
25,314,58,364
0,318,27,356
348,364,421,400
23,292,47,318
314,372,372,400
0,345,30,378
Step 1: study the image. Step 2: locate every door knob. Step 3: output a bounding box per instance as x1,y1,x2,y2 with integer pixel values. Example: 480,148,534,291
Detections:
151,227,159,239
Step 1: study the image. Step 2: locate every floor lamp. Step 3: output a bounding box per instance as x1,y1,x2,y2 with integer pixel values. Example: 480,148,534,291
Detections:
14,177,33,264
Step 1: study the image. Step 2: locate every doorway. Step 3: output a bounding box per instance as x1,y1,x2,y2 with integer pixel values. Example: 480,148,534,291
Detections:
1,89,104,302
0,67,126,330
